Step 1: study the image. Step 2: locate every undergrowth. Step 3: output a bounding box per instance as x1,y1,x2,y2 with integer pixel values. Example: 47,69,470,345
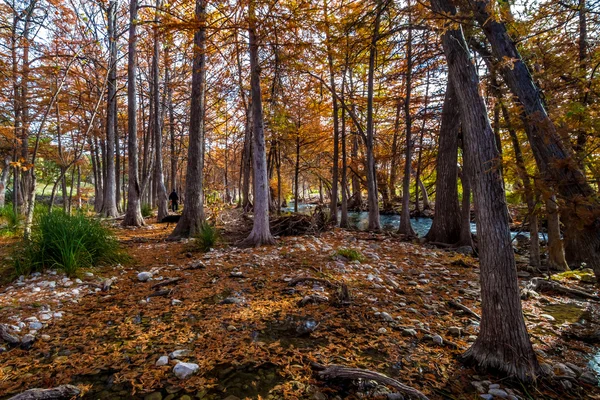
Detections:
0,204,20,236
334,247,365,262
141,203,153,218
13,211,126,276
195,223,219,252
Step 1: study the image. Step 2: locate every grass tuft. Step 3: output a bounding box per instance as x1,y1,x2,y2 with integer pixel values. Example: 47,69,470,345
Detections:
334,247,365,262
194,223,219,252
13,211,126,277
141,204,153,218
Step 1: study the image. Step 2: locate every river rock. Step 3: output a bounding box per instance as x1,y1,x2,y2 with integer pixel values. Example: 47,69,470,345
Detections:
487,389,508,398
156,355,169,366
169,349,192,359
471,381,486,394
173,362,199,379
144,392,162,400
401,328,417,337
29,322,43,330
380,312,394,322
137,272,153,282
432,334,443,345
448,326,462,336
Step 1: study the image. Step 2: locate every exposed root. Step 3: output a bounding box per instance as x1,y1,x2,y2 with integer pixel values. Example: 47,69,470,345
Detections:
448,300,481,320
527,277,600,301
7,385,80,400
312,363,430,400
461,343,541,383
151,277,183,289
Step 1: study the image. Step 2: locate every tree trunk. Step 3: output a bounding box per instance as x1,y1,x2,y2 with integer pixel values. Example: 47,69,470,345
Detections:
324,0,339,225
294,123,300,213
122,0,145,227
364,0,382,231
340,67,349,228
426,81,461,244
0,156,10,208
546,195,569,271
503,103,540,268
170,0,207,237
242,0,274,246
433,0,539,381
101,0,119,218
398,4,415,236
152,3,168,222
471,0,600,281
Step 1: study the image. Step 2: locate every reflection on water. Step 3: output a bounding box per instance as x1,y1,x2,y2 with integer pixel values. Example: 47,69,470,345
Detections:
281,202,547,239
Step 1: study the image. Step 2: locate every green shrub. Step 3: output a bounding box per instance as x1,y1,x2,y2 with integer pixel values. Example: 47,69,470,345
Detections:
194,223,219,252
141,203,153,218
14,211,125,276
0,204,20,236
334,247,365,262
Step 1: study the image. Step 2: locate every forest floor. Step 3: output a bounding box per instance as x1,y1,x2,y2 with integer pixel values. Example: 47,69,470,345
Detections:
0,209,599,400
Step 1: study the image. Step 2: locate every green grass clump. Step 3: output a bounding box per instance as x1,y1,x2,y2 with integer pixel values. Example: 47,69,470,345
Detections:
0,204,20,236
334,247,365,262
141,203,153,218
14,211,126,276
194,223,219,252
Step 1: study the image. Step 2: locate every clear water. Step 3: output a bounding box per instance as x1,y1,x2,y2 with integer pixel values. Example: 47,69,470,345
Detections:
282,202,548,240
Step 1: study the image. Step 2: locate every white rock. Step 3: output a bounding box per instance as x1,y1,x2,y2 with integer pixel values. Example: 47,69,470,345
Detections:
84,272,94,277
171,299,182,306
156,355,169,366
169,349,192,359
540,314,555,321
39,313,52,321
29,322,43,330
377,327,388,334
53,312,63,318
74,279,82,284
72,289,80,296
173,362,199,379
32,287,41,293
41,334,51,340
137,272,153,282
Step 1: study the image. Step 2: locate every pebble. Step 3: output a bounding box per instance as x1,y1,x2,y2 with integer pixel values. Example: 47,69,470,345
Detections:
84,272,94,277
173,362,199,379
471,381,486,394
53,312,63,318
32,287,41,293
171,299,182,306
401,328,417,337
41,334,51,340
448,326,462,336
540,314,555,321
156,355,169,366
380,312,394,322
432,334,443,345
488,384,500,390
227,325,237,332
29,322,43,330
479,395,493,400
39,313,52,321
488,389,508,398
377,327,388,334
169,349,192,359
137,272,153,282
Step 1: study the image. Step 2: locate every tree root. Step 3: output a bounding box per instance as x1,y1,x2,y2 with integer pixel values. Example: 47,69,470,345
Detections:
527,278,600,301
312,363,430,400
447,300,481,320
151,277,183,289
7,385,80,400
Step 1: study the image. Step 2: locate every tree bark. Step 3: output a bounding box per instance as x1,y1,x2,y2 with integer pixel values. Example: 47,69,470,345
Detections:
471,0,600,281
398,3,415,236
546,195,569,271
152,2,168,222
433,0,539,381
101,0,119,218
364,0,383,231
242,0,274,246
426,81,461,244
170,0,207,238
122,0,145,227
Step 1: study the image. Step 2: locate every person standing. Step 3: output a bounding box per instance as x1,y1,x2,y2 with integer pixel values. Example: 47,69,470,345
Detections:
169,189,179,212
